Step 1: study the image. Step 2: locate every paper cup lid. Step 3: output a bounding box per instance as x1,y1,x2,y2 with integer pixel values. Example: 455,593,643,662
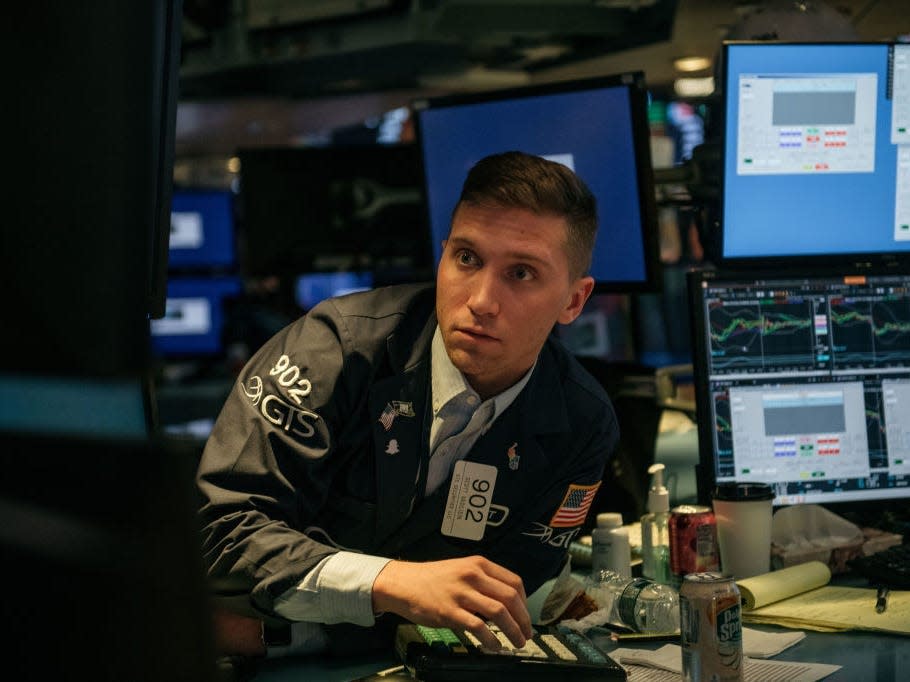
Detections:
712,481,774,501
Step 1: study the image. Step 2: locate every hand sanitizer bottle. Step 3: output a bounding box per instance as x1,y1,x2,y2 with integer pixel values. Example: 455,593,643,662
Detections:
640,463,671,584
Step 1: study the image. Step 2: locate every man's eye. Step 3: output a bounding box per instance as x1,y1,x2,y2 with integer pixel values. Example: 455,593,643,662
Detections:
512,266,535,281
457,250,478,266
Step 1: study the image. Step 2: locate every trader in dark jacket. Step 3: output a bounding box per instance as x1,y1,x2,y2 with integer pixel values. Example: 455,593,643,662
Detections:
197,151,619,658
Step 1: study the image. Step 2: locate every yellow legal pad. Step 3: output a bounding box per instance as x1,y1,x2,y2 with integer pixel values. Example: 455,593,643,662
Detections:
736,561,910,635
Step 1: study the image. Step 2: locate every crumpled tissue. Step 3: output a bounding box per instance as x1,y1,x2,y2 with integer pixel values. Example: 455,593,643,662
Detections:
770,504,864,572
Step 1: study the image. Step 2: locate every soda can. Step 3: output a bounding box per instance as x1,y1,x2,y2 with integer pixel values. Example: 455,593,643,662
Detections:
679,572,743,682
669,504,720,585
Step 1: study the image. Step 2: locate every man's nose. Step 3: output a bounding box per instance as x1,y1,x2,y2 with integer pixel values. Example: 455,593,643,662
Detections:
466,271,501,317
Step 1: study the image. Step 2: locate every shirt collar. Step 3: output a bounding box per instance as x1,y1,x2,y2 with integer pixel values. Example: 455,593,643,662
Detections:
430,325,535,418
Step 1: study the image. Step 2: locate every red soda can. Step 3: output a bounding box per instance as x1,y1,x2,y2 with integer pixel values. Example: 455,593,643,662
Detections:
680,572,743,682
669,505,720,586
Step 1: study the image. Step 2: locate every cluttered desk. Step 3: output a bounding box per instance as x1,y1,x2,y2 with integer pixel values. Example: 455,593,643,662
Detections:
250,568,909,682
245,410,909,682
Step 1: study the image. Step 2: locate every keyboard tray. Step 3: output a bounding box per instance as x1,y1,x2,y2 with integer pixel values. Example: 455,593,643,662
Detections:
395,623,627,681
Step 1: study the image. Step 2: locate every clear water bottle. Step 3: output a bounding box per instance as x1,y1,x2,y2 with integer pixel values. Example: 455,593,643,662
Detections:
585,569,680,633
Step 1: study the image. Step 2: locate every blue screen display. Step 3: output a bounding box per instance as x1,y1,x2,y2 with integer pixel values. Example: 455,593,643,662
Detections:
294,271,374,310
722,42,910,262
415,76,656,289
150,276,242,356
169,190,236,269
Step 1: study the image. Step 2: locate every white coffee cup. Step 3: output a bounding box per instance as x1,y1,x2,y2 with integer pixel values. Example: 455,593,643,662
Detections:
712,482,775,580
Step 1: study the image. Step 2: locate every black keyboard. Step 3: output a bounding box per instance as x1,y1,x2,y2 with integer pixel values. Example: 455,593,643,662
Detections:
394,623,627,681
848,543,910,589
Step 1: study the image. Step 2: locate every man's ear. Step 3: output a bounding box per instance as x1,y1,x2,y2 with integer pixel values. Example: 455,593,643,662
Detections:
557,276,595,325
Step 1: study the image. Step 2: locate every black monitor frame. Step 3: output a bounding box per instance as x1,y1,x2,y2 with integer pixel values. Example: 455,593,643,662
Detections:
718,40,910,274
4,2,182,376
412,71,661,293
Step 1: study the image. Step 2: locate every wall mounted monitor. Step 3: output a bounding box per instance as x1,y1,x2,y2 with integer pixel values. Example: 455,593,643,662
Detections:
688,268,910,511
169,189,237,270
150,277,243,358
412,72,660,292
720,41,910,269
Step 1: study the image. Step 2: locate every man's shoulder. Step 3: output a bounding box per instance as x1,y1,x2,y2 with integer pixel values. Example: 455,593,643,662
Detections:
544,340,613,410
325,282,435,320
310,283,437,364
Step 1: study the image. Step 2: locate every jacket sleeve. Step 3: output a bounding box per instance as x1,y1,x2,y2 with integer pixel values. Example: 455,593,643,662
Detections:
195,300,372,618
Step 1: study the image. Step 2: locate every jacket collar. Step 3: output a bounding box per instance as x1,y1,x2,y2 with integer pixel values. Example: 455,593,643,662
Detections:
517,338,570,437
386,296,437,373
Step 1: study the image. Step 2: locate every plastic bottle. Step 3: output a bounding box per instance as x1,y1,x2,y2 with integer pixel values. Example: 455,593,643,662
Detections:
640,463,672,584
586,570,680,633
590,512,631,578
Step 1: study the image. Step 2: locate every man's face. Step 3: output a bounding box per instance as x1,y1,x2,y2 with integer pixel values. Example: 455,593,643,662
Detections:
435,203,594,399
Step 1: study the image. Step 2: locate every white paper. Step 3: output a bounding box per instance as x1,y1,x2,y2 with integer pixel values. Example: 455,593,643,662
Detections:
615,643,841,682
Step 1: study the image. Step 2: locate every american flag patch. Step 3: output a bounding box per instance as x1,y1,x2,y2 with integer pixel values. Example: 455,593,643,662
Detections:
549,482,600,527
378,403,398,431
379,401,415,431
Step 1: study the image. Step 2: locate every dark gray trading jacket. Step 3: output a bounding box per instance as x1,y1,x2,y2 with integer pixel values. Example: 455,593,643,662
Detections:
197,282,619,622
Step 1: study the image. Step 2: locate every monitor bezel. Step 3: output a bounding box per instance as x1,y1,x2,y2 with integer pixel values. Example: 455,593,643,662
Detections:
687,265,910,516
412,71,662,293
717,40,910,273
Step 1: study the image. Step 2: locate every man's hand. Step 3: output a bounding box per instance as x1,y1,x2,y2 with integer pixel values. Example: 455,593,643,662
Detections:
211,605,266,657
371,555,532,651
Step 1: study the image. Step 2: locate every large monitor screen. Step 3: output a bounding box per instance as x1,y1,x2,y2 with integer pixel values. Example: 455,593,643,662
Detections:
688,268,910,510
720,41,910,267
413,72,660,291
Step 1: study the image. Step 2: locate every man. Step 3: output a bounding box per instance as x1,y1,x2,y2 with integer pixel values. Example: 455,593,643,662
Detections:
197,151,619,658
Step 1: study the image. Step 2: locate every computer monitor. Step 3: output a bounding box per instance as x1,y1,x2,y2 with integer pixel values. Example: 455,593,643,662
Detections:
1,430,218,680
557,293,635,363
413,72,660,292
688,268,910,511
720,41,910,268
150,277,243,358
169,189,237,270
4,1,181,376
294,270,374,311
236,144,432,284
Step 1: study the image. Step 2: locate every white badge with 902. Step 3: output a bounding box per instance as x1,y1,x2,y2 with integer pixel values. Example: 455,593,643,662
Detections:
441,461,497,540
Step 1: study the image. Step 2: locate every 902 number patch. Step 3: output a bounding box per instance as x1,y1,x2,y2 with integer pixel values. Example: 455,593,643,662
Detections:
441,461,497,541
269,354,312,405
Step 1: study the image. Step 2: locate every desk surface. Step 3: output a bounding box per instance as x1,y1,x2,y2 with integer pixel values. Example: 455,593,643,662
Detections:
250,624,909,681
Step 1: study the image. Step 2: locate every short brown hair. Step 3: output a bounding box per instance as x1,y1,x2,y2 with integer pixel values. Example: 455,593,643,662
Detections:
453,151,598,279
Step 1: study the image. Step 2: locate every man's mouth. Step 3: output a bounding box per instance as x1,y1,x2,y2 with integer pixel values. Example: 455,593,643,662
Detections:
455,326,497,342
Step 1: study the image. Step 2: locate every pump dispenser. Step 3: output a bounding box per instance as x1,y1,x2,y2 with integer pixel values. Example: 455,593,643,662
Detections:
640,463,671,583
